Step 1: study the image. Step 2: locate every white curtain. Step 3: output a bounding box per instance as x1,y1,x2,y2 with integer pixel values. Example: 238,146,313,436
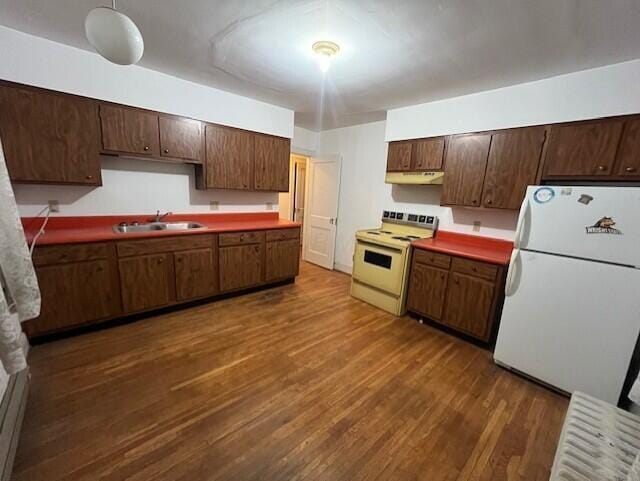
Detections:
0,139,39,374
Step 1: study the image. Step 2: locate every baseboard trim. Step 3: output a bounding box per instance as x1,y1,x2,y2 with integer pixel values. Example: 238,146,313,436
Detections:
334,263,352,275
0,368,29,481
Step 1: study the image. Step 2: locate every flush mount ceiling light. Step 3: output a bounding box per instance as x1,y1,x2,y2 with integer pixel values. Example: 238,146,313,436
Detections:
85,0,144,65
312,40,340,73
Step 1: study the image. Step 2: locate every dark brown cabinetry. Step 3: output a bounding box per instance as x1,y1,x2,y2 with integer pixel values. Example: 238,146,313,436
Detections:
0,83,102,185
203,124,254,190
254,134,291,191
119,254,172,313
25,243,120,336
266,228,301,282
542,119,624,178
407,250,505,342
613,119,640,179
386,138,445,172
441,134,491,207
99,104,160,157
174,248,218,301
159,116,203,163
481,127,546,209
219,245,263,292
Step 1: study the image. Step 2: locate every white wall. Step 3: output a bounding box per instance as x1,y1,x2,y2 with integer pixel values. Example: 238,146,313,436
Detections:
292,126,319,156
386,59,640,141
15,157,278,217
0,26,294,217
318,121,517,273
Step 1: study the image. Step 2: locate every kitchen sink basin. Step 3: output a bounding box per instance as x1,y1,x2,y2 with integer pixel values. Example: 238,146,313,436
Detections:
114,221,204,234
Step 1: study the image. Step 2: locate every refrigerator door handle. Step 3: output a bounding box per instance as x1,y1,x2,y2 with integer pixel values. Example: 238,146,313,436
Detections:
504,249,521,297
514,196,530,249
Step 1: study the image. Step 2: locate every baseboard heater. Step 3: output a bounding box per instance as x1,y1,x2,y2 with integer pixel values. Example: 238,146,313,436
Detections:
550,391,640,481
0,369,29,481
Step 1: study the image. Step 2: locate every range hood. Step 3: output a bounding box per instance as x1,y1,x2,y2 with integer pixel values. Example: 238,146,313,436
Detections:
384,171,444,185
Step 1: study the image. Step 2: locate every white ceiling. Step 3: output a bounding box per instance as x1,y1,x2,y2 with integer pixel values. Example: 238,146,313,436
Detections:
2,0,640,131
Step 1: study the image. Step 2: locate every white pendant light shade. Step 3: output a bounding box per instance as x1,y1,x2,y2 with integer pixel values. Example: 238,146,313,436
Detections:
85,6,144,65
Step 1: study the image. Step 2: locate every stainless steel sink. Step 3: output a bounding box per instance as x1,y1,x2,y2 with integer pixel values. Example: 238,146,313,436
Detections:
113,221,204,234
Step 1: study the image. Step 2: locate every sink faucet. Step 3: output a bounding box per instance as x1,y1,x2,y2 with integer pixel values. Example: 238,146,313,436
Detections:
153,210,172,222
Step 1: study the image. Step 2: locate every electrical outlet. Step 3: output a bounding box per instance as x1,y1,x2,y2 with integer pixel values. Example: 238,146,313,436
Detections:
48,200,60,213
209,200,219,211
266,202,273,211
472,221,481,232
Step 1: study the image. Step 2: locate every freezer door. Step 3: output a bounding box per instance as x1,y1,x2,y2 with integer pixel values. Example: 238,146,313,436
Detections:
494,250,640,404
515,186,640,266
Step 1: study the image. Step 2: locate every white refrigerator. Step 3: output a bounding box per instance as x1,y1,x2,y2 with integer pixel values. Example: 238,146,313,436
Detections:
494,186,640,404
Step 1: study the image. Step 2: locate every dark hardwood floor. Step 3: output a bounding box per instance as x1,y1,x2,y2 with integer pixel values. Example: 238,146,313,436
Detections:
13,261,567,481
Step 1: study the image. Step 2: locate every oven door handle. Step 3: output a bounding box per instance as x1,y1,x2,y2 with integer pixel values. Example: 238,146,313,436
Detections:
356,240,404,254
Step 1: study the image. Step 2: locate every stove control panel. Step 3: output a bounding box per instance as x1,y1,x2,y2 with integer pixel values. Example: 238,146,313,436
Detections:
383,210,438,230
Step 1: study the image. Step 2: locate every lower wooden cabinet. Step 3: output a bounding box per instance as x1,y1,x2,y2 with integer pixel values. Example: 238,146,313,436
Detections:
406,249,506,342
266,239,300,282
119,253,173,313
27,229,300,338
219,244,263,292
175,248,218,301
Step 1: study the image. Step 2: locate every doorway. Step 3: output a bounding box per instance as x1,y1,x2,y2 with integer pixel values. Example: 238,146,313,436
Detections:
279,154,309,245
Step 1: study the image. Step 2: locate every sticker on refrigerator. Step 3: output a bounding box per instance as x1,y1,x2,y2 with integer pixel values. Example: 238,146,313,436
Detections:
585,217,622,235
533,187,555,204
578,194,594,205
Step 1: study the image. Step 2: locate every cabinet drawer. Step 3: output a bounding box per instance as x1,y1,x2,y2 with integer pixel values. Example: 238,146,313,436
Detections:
33,243,109,266
117,234,215,257
266,228,300,242
219,231,265,246
451,257,498,281
412,249,451,269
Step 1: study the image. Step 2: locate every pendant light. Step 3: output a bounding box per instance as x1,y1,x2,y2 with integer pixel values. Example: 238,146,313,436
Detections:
85,0,144,65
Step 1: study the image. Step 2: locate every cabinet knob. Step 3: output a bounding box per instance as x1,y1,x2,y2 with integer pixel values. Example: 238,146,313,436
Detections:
239,235,244,241
86,175,93,180
486,199,492,205
163,148,169,154
254,245,260,252
626,166,637,173
144,146,150,151
158,258,164,264
471,199,478,204
597,165,607,171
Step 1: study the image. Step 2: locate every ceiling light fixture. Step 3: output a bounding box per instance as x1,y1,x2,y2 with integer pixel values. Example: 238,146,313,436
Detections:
85,0,144,65
312,40,340,73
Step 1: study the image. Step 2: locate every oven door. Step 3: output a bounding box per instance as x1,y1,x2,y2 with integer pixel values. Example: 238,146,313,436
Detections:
352,240,405,295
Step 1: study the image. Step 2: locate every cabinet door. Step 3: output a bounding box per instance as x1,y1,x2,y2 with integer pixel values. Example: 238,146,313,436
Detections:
443,272,494,340
441,134,491,206
386,141,413,171
542,119,624,178
100,104,160,156
412,137,445,171
254,135,291,191
613,119,640,179
205,124,254,190
174,248,218,301
219,244,263,292
481,127,546,209
0,84,101,184
265,239,300,282
406,263,448,320
26,260,119,336
119,254,172,313
159,116,203,162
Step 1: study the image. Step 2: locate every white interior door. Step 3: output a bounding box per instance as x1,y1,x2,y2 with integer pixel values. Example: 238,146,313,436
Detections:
303,155,341,269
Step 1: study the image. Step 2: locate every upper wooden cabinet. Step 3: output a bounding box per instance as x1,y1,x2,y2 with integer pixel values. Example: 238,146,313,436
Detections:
481,127,546,209
254,134,291,191
386,141,413,171
158,115,203,163
613,119,640,179
441,134,491,207
204,124,254,190
542,118,624,178
413,137,445,171
0,83,102,185
99,104,160,157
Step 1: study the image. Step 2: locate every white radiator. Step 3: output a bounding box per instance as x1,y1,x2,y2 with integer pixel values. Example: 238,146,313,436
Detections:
550,392,640,481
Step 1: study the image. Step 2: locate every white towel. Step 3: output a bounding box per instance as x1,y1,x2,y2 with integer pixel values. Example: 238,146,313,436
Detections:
0,138,39,374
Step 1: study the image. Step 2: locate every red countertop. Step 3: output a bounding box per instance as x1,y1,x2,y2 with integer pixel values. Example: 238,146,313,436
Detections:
411,230,513,265
22,212,301,246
